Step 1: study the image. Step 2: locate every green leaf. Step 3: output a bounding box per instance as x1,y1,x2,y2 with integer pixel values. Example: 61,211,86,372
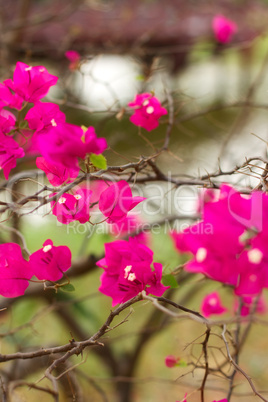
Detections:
90,153,107,170
162,274,178,288
60,283,75,292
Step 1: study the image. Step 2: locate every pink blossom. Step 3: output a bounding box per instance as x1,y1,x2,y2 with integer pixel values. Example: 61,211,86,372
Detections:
51,186,92,224
0,243,32,297
25,102,66,133
0,109,16,134
0,133,25,179
128,93,168,131
201,292,227,317
97,238,169,306
36,123,107,170
65,50,81,70
97,237,154,273
234,295,266,316
165,355,180,368
171,185,263,289
36,122,85,169
99,180,146,223
212,15,237,44
83,126,108,155
29,239,72,281
36,157,79,186
0,83,23,110
4,62,58,103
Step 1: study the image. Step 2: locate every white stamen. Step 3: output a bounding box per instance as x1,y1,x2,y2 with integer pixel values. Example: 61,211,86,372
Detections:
51,118,57,127
196,248,207,263
43,244,52,253
124,265,132,279
74,194,82,200
25,66,32,71
143,100,149,106
58,197,66,204
39,68,45,72
146,106,154,114
248,248,263,264
128,273,136,281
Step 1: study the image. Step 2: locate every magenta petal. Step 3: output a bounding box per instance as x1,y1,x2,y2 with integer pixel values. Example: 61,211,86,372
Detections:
29,239,72,281
130,196,146,210
0,243,32,298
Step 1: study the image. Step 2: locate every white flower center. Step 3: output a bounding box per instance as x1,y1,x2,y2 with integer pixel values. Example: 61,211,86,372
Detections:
128,273,136,281
124,265,132,279
143,100,149,106
43,244,52,253
146,106,154,114
51,118,57,127
248,248,263,264
74,194,82,200
25,66,32,71
196,248,207,263
58,197,67,204
39,68,45,72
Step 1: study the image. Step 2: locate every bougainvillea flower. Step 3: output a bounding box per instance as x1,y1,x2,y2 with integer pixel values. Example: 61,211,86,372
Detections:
65,50,81,70
234,295,266,317
51,187,92,224
83,126,108,155
171,221,241,286
99,180,146,223
36,123,107,169
25,102,66,133
165,355,180,368
0,83,23,110
36,122,85,169
0,243,32,297
201,292,227,317
110,213,150,245
36,157,79,186
235,243,268,296
97,237,154,273
29,239,72,281
97,238,168,306
0,133,25,179
212,15,237,44
128,93,168,131
4,62,58,103
0,109,16,134
171,185,268,291
99,260,168,306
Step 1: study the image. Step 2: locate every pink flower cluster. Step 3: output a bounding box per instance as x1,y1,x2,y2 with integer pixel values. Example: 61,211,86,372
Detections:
97,237,169,306
0,61,151,229
0,61,107,184
128,93,168,131
0,240,72,298
171,184,268,298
